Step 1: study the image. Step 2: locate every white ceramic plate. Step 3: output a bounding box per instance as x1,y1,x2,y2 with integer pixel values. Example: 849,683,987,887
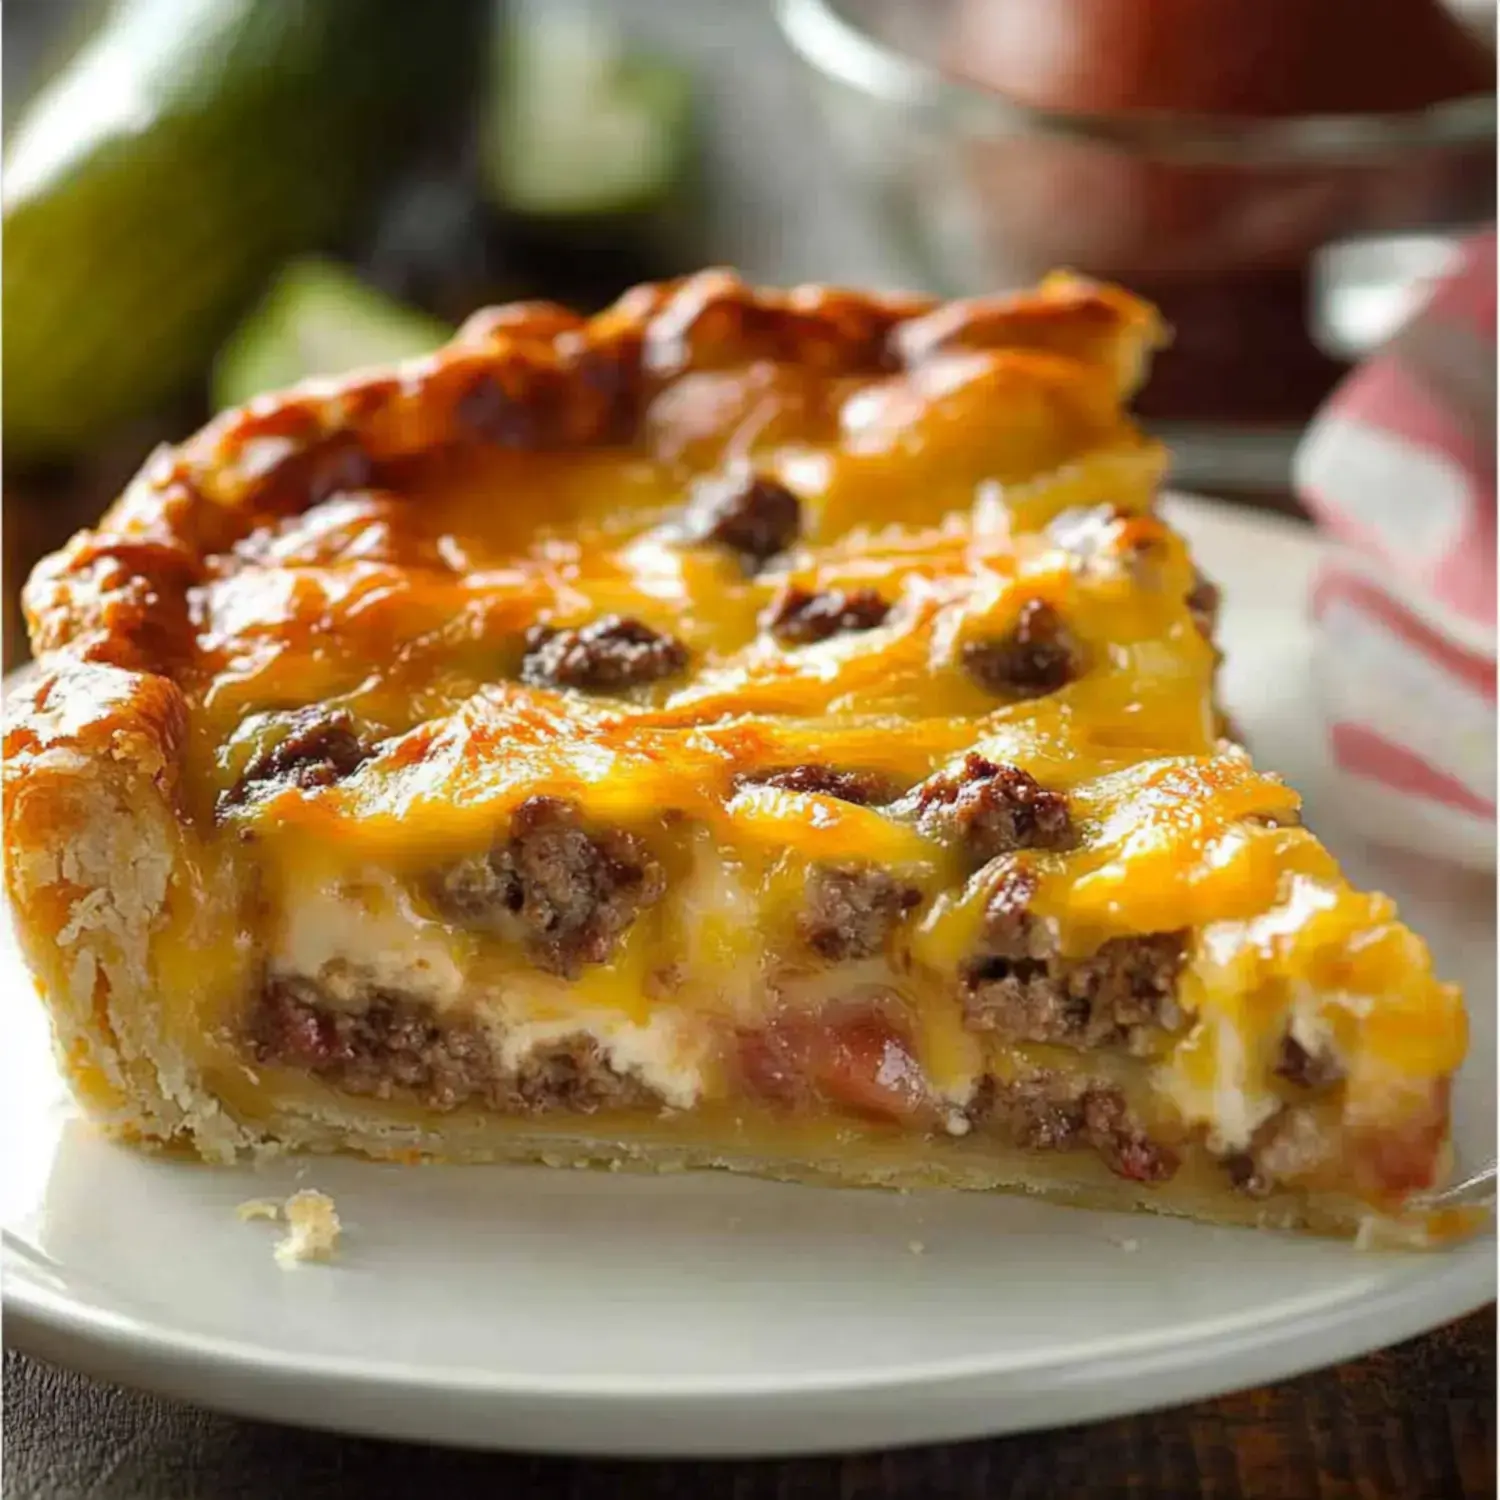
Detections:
3,497,1494,1458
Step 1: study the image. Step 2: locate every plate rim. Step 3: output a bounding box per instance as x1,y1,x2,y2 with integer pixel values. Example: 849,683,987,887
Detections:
3,495,1494,1454
4,1212,1496,1398
4,1224,1493,1455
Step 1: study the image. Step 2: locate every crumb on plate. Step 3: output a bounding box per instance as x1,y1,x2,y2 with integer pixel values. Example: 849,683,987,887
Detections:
235,1197,282,1222
237,1189,342,1265
275,1189,341,1265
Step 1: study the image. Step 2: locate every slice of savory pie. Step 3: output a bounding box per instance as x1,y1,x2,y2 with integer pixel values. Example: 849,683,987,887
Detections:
5,271,1470,1241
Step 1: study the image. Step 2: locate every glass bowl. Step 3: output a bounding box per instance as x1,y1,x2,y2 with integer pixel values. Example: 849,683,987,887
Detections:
777,0,1496,491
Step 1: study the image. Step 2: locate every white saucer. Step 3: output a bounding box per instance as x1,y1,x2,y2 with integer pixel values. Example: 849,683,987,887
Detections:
3,497,1493,1457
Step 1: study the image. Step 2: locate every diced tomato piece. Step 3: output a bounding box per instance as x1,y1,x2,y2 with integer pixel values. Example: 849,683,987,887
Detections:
803,1012,930,1122
735,1025,804,1106
1353,1080,1451,1198
735,1005,931,1123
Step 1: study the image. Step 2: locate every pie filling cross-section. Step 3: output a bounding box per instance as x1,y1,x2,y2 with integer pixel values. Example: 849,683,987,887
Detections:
5,270,1471,1242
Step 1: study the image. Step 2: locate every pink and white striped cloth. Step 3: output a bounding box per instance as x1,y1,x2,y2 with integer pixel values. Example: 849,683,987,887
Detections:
1296,230,1496,869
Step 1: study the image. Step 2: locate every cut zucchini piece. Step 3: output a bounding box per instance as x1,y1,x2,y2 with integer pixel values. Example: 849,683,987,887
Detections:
212,259,451,411
485,9,695,221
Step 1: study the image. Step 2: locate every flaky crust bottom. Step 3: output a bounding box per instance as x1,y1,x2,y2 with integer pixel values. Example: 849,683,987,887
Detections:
123,1073,1420,1243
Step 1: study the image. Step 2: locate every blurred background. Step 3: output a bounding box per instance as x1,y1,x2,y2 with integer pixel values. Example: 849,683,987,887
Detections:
4,0,1495,666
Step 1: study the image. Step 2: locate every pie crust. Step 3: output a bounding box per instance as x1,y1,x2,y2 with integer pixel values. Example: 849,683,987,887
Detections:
4,270,1468,1241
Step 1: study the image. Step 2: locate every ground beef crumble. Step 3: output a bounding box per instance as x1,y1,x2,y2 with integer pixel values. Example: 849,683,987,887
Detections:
683,472,802,568
433,796,665,978
252,978,654,1114
911,753,1074,863
520,615,688,692
799,864,922,960
1186,570,1221,643
968,1070,1178,1183
1223,1151,1272,1197
737,764,898,806
763,586,891,645
220,707,374,811
963,869,1186,1049
962,599,1082,698
1274,1031,1344,1090
1222,1106,1336,1199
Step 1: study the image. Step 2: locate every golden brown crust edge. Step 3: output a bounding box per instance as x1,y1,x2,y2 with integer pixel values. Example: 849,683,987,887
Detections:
18,269,1161,677
4,662,256,1158
4,269,1163,1162
159,1089,1436,1243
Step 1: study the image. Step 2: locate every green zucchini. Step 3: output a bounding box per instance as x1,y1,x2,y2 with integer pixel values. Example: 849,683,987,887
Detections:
212,259,451,411
4,0,488,461
484,8,697,229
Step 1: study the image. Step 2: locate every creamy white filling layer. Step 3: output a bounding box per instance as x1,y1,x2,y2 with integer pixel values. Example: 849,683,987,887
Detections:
268,869,711,1107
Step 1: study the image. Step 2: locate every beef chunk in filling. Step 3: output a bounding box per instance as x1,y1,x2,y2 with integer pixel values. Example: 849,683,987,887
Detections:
911,753,1074,863
800,863,922,961
683,472,802,568
252,978,652,1113
969,1070,1178,1183
964,869,1185,1049
221,708,373,810
1274,1030,1344,1091
764,586,891,645
1222,1105,1342,1199
520,615,689,692
962,599,1081,698
738,764,898,806
434,796,665,978
1223,1151,1273,1198
510,1036,653,1113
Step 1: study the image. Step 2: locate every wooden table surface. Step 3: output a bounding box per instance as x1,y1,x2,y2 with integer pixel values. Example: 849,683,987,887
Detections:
4,1311,1493,1499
